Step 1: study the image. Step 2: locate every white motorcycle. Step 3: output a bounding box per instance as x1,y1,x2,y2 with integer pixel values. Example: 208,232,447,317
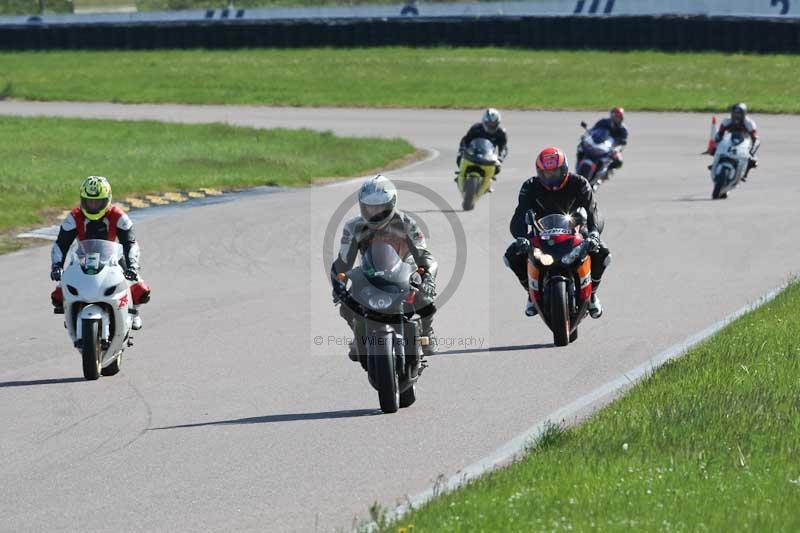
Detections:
60,239,135,380
710,131,757,199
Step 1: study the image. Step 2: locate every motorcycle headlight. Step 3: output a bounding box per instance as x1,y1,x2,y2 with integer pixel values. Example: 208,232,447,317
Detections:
67,285,79,296
104,284,118,296
533,248,554,267
367,293,393,310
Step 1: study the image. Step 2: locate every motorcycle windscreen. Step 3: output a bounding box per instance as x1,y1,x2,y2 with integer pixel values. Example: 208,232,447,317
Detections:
72,239,124,275
585,128,613,157
728,131,746,145
464,138,499,166
535,214,574,235
361,242,414,286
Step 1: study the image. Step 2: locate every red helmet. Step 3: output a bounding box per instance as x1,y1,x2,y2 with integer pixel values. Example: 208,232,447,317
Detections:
610,107,624,126
535,147,569,191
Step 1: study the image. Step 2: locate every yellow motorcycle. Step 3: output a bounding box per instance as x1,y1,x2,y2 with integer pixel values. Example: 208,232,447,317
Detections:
456,138,499,211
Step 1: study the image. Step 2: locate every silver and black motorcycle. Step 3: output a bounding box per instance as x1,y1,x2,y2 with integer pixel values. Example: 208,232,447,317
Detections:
576,121,621,191
335,242,429,413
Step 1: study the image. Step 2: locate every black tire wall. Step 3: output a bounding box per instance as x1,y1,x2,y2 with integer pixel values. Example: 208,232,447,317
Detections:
1,15,799,52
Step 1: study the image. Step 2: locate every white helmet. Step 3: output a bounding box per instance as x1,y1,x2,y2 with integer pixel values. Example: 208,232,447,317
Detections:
359,175,397,229
482,108,501,134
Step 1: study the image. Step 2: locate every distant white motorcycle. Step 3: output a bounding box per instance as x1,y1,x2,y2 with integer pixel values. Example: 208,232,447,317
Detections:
61,239,135,380
709,131,758,200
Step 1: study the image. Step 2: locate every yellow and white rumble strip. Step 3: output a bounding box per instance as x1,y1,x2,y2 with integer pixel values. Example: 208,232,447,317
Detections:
17,188,226,241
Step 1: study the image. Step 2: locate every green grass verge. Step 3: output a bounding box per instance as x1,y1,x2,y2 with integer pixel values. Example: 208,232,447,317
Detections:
0,0,72,15
0,115,415,238
1,48,799,112
388,282,800,531
73,0,136,9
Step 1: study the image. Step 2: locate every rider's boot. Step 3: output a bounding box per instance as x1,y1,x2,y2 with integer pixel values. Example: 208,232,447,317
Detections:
51,287,64,314
588,279,603,319
744,157,758,179
420,315,436,357
346,319,359,361
347,341,358,362
487,175,498,193
131,305,143,330
525,296,538,317
588,294,603,319
588,288,603,318
518,277,537,316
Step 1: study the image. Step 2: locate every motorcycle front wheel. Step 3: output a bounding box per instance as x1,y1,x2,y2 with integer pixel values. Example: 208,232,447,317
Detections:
462,176,478,211
81,318,102,380
368,333,399,414
549,280,570,347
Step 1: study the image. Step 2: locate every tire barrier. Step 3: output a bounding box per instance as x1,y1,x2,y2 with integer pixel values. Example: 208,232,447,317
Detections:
1,15,798,52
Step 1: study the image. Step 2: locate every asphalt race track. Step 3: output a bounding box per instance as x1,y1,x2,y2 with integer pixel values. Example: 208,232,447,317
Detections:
1,102,798,531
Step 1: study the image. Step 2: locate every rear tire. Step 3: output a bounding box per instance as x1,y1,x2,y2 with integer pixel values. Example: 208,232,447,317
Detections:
81,319,101,381
399,384,416,408
369,334,399,414
462,177,478,211
569,328,578,343
101,354,122,376
550,281,570,347
712,180,723,200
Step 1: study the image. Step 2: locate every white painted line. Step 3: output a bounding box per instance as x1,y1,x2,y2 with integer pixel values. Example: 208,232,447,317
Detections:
17,225,60,240
386,281,791,523
321,148,440,190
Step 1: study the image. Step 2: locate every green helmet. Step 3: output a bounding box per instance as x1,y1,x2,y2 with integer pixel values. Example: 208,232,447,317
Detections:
80,176,112,221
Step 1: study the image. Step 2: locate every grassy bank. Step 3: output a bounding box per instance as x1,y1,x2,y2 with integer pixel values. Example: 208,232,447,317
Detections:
0,116,415,253
388,282,800,531
0,0,72,15
1,48,798,112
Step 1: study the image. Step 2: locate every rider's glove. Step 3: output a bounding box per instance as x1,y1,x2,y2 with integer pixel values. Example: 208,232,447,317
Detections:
420,273,436,298
514,237,531,255
124,268,139,281
586,231,601,253
50,264,62,282
332,279,347,302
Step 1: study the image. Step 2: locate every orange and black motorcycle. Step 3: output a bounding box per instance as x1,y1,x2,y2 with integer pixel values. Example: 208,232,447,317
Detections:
524,209,593,346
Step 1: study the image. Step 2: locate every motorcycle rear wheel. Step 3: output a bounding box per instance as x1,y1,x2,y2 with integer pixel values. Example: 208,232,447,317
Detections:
550,281,570,347
101,354,122,376
81,318,102,381
399,384,416,408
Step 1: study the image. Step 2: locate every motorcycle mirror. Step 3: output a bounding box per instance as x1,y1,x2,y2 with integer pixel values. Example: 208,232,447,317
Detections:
574,207,588,227
524,209,537,226
580,121,587,129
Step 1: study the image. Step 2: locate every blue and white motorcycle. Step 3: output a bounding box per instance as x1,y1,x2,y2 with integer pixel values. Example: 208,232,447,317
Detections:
709,131,758,200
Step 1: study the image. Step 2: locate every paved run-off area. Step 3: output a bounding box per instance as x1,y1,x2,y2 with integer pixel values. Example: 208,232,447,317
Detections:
0,101,798,531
